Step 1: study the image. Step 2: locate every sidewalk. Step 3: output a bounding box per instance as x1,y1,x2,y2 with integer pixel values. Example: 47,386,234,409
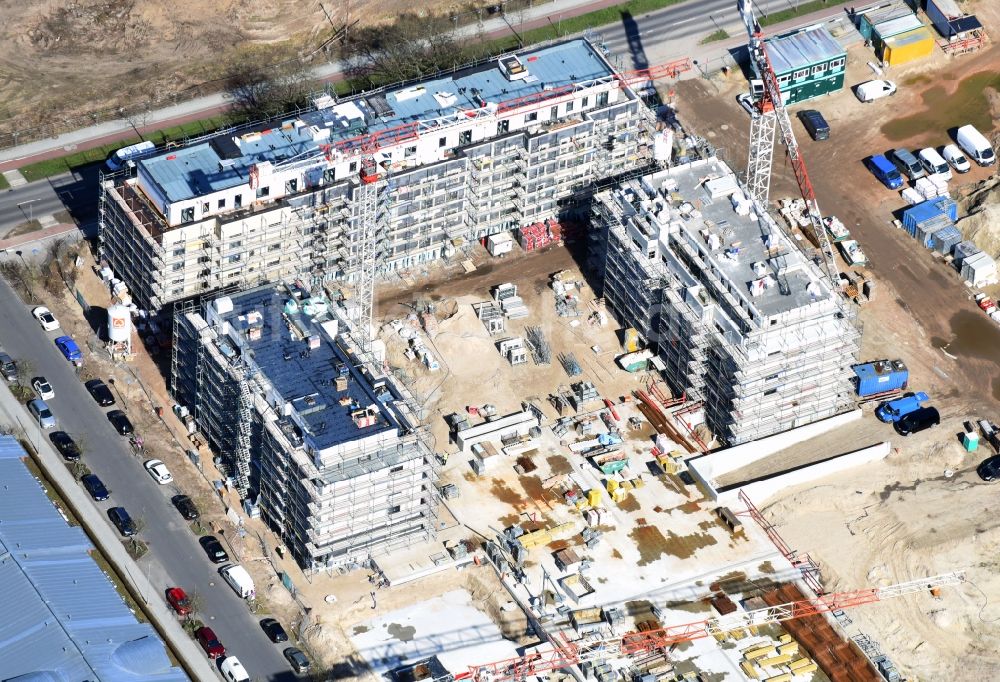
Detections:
0,0,625,171
0,383,218,681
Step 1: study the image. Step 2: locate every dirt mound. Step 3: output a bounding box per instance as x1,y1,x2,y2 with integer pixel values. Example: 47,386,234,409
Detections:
957,176,1000,257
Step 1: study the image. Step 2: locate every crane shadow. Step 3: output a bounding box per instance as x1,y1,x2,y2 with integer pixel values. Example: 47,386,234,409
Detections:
620,12,649,71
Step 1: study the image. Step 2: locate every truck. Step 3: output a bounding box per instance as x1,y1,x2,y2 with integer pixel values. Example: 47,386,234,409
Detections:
876,392,929,423
220,564,256,600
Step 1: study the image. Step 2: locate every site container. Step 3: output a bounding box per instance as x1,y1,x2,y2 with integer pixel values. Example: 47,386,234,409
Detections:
953,240,981,268
931,225,962,254
914,214,952,248
926,0,962,38
853,359,908,397
902,198,958,232
881,27,936,66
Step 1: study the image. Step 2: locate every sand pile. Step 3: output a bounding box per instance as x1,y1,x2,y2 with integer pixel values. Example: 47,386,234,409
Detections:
957,176,1000,257
764,446,1000,680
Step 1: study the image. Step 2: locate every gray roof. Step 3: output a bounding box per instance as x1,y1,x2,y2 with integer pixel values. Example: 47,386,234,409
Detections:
766,26,845,74
140,39,614,203
0,436,188,682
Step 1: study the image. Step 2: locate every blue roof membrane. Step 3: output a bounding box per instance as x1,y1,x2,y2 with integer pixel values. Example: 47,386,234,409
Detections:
217,286,400,452
140,39,614,203
766,26,845,74
0,436,187,681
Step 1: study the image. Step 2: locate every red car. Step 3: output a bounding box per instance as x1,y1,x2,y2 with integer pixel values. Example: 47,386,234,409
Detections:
165,587,192,616
195,626,226,659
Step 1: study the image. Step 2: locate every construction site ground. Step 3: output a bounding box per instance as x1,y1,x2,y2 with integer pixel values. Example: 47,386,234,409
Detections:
673,5,1000,678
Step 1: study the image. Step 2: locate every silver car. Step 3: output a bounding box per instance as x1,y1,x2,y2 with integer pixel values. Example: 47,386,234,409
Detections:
28,399,56,429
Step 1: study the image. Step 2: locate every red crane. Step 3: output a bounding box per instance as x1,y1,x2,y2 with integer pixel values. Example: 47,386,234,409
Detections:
452,572,964,682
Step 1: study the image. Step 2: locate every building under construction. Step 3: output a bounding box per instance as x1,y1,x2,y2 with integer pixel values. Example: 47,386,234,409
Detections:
171,283,438,571
98,38,655,313
596,156,861,445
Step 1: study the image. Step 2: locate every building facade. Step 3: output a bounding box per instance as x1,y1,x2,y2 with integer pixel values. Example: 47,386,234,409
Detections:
172,284,438,571
100,39,652,313
596,157,861,445
763,26,846,105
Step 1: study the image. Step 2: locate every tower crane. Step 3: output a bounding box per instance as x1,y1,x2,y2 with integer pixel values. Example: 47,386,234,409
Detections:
738,0,840,284
450,572,964,682
269,56,692,352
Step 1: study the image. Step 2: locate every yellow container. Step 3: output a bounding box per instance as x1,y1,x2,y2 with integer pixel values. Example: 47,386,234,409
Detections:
631,477,645,489
620,480,634,491
606,479,619,493
778,634,793,644
740,661,760,679
777,641,798,656
611,489,627,503
587,489,602,507
881,26,935,65
744,646,776,661
624,328,640,353
790,660,817,674
759,654,792,667
763,674,791,682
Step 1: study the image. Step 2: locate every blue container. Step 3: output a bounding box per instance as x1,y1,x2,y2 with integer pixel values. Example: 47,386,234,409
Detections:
902,198,958,233
853,359,909,397
932,225,962,254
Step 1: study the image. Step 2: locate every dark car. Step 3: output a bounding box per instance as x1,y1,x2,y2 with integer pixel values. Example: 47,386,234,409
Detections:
172,494,200,520
261,618,289,643
107,507,136,536
283,647,311,674
107,410,134,435
894,406,941,437
195,626,226,659
199,536,229,564
977,455,1000,482
50,431,81,461
81,474,110,501
85,379,116,406
798,109,830,141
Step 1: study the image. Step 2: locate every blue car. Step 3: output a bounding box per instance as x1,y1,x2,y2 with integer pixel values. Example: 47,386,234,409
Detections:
876,391,929,423
54,336,82,365
865,154,904,190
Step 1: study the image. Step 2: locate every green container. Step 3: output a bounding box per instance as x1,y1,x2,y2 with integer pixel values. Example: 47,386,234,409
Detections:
963,431,980,452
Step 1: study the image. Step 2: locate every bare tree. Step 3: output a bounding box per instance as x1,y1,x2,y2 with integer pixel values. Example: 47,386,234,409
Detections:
224,48,316,122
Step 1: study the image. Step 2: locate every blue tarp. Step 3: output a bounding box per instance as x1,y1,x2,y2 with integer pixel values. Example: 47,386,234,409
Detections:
902,198,959,232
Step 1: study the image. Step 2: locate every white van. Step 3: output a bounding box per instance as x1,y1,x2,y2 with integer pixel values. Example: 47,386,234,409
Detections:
220,656,250,682
918,147,951,181
956,124,996,166
854,80,896,103
105,140,156,171
220,564,255,600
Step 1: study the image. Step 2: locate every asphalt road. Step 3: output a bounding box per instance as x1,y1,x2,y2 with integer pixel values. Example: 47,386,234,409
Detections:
0,277,298,681
0,180,64,236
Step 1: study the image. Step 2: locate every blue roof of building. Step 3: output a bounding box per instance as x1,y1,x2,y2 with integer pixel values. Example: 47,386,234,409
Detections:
218,286,400,451
140,39,613,203
766,26,845,74
0,436,188,681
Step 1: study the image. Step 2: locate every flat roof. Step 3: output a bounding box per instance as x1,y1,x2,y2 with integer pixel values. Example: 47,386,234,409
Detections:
215,286,399,451
766,26,845,74
0,436,188,681
140,39,614,204
873,14,924,39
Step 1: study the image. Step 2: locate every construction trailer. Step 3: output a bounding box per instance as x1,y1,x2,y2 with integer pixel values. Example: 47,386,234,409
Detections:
454,410,540,452
760,26,846,105
98,38,657,314
596,157,861,445
171,283,439,572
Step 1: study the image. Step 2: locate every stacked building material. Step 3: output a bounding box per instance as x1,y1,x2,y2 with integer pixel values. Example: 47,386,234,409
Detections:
517,221,554,251
962,251,998,286
524,326,551,365
559,352,583,377
902,198,959,249
930,224,962,254
952,240,981,268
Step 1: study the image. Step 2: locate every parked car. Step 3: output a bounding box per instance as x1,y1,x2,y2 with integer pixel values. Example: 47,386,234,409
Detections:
854,79,896,102
54,336,83,365
956,124,996,166
81,473,109,501
165,586,192,615
942,143,972,174
918,147,952,181
28,399,56,429
797,109,830,141
144,459,173,485
260,618,289,643
50,431,81,461
890,148,925,181
0,353,17,382
736,92,757,116
172,494,200,520
32,306,60,331
195,626,226,659
107,507,137,536
107,410,134,435
84,379,115,406
865,154,904,190
876,392,929,423
977,455,1000,482
32,377,54,400
283,647,311,675
199,536,229,564
894,406,941,436
220,656,250,682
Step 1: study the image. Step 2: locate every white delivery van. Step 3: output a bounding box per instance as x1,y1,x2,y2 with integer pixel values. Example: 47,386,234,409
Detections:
956,124,996,166
854,80,896,103
105,140,156,171
220,656,251,682
918,147,951,181
220,564,256,600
